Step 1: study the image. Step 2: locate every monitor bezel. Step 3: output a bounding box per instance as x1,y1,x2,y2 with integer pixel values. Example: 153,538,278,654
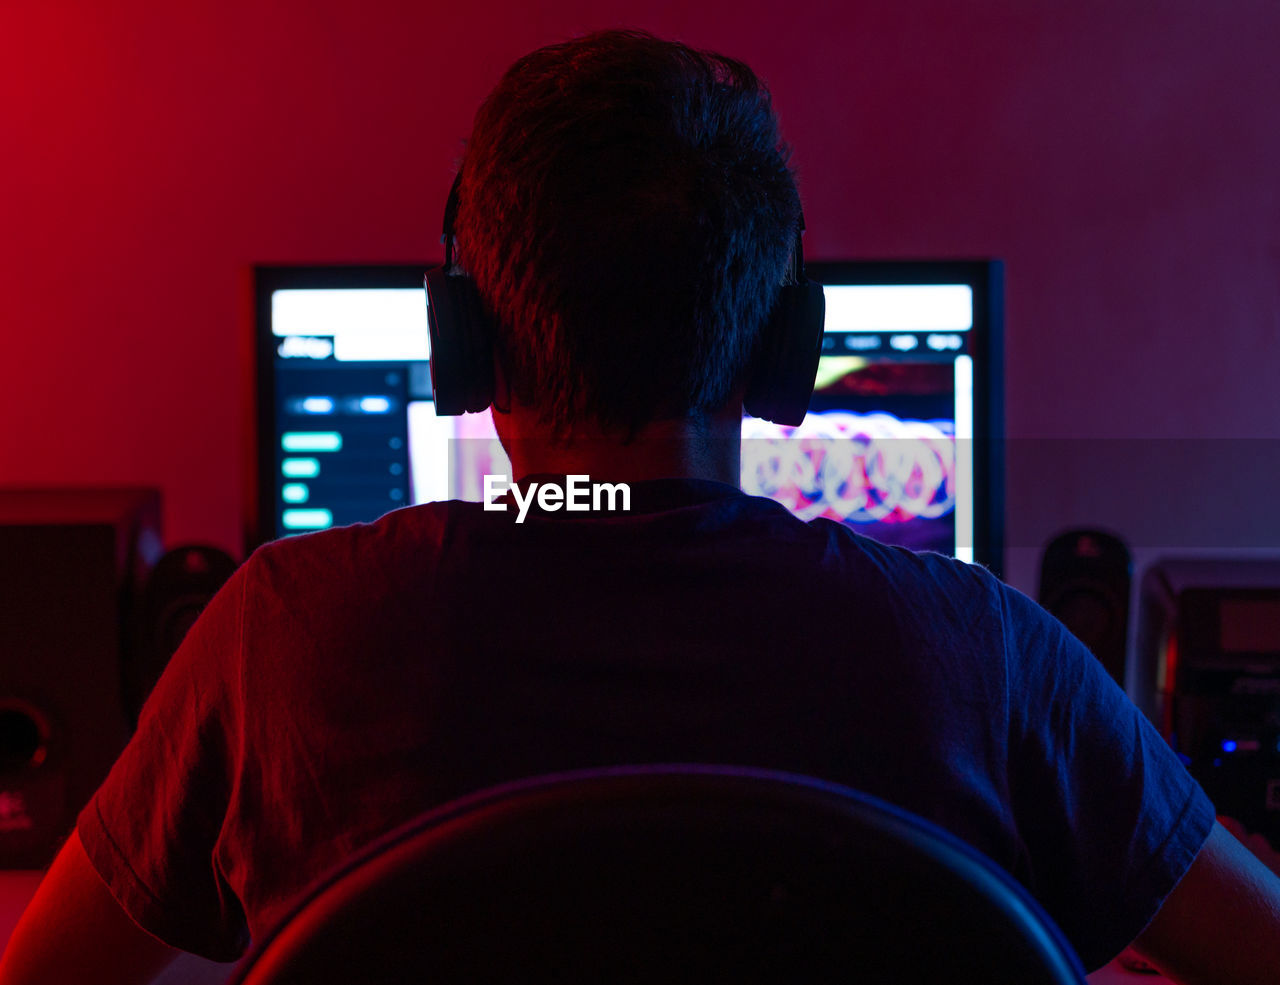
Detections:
805,260,1005,577
251,264,433,556
251,260,1005,575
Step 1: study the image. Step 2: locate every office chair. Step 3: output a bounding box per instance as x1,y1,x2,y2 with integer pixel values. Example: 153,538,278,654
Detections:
230,764,1086,984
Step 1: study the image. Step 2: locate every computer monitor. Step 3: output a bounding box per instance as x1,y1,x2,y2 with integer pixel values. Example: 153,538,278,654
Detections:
253,262,1003,572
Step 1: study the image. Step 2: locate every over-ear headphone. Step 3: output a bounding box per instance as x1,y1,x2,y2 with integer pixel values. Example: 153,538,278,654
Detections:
423,175,497,416
424,174,826,426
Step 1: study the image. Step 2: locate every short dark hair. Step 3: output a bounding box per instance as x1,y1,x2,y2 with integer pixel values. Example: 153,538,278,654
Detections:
454,29,801,438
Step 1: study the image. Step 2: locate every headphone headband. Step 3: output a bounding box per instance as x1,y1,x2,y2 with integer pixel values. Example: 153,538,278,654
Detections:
442,172,463,270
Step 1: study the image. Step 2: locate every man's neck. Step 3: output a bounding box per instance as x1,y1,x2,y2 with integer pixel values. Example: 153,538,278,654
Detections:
494,407,742,487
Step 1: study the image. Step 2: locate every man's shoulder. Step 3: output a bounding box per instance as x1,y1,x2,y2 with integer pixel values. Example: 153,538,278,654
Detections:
852,534,1016,667
246,501,474,598
258,500,470,553
244,497,1009,636
808,516,1003,601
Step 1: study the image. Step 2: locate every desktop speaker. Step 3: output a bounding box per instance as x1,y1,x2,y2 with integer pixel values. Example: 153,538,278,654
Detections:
127,544,238,725
1038,530,1132,688
0,488,161,868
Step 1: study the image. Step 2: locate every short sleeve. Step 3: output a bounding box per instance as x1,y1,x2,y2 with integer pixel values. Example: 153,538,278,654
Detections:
1001,582,1215,971
76,557,251,962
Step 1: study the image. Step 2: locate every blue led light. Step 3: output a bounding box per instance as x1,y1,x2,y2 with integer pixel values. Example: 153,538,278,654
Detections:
282,508,333,530
1222,740,1238,753
282,458,320,478
282,431,343,452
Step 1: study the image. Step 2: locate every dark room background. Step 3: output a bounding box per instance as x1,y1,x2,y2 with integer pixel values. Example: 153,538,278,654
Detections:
2,0,1277,594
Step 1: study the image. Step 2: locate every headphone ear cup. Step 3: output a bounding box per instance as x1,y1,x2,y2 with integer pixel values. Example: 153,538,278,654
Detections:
743,281,826,426
424,267,496,415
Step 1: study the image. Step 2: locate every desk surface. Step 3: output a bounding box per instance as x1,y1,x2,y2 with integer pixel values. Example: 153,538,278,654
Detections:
0,870,1171,983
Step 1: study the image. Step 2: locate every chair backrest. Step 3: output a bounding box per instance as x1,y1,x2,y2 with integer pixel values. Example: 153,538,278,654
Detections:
230,765,1086,985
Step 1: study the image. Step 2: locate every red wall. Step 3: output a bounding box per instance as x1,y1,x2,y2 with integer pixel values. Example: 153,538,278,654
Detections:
2,1,1278,588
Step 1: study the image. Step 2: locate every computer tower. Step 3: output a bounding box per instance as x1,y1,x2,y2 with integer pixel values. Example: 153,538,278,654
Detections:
1137,558,1280,847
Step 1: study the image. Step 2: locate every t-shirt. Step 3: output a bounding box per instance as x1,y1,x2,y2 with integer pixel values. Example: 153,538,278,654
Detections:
77,477,1214,971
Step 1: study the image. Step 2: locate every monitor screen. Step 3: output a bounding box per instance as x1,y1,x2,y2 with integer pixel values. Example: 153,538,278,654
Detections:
253,262,1003,571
